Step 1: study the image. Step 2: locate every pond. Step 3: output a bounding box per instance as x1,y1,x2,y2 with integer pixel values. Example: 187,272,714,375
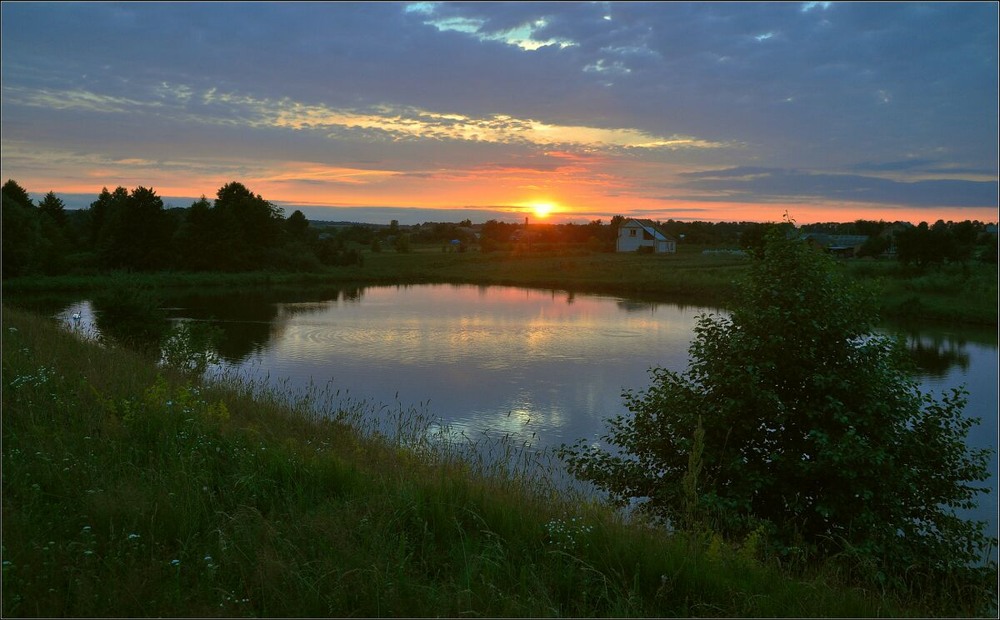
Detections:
50,283,998,547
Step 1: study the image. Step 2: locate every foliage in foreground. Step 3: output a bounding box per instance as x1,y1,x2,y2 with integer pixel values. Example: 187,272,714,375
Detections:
559,227,997,605
2,304,930,617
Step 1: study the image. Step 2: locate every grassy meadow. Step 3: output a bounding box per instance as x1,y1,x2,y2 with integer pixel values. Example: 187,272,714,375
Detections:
4,303,977,617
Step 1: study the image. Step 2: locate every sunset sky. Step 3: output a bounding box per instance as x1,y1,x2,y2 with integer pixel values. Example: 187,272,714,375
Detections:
2,1,997,225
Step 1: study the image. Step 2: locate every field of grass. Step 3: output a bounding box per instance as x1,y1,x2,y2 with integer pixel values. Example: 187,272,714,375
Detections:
6,304,976,617
3,244,995,325
842,259,999,326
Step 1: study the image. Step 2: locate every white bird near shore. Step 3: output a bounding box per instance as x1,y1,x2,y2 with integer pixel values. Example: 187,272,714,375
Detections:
71,312,82,322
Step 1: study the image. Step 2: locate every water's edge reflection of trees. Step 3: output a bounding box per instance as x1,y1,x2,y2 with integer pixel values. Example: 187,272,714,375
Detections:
82,284,986,376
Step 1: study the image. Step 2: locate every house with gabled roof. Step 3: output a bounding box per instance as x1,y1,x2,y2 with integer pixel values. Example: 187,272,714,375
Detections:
616,218,677,253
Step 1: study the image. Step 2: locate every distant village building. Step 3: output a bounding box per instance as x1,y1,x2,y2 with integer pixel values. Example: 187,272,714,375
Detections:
616,219,677,253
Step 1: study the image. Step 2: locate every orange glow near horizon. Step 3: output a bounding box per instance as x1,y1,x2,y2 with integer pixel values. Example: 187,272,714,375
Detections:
8,168,998,226
530,202,555,218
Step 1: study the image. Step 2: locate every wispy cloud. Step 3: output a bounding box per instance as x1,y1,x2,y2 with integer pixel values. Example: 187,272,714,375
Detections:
679,167,999,208
258,163,402,186
6,81,735,153
2,85,163,113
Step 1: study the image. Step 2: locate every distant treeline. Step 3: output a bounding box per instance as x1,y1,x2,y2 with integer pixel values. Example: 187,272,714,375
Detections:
2,178,996,279
2,179,364,279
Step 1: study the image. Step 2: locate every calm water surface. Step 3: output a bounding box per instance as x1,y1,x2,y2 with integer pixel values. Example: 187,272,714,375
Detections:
55,284,998,541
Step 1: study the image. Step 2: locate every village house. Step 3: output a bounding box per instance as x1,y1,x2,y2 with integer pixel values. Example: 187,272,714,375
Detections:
616,218,677,253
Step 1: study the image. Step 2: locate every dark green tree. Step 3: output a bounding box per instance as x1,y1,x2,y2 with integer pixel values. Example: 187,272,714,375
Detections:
978,234,998,264
172,196,217,271
96,186,173,270
285,209,311,240
88,186,129,251
739,222,784,258
393,232,411,253
895,221,965,267
212,181,285,270
2,179,33,208
37,191,67,228
857,234,890,258
2,180,43,278
1,181,71,276
949,220,979,264
559,226,995,595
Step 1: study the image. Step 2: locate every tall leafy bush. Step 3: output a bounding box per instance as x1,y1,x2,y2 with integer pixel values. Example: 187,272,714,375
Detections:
559,225,996,595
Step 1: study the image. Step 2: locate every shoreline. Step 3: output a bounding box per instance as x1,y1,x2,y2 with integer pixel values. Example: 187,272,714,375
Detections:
2,247,996,327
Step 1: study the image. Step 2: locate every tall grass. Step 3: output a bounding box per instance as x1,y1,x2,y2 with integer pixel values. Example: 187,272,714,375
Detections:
1,304,982,616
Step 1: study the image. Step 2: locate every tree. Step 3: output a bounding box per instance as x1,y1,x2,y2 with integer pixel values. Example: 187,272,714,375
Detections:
1,181,72,276
88,186,129,251
895,221,966,267
2,180,44,278
978,234,998,264
37,191,67,228
212,181,285,270
559,225,995,594
739,222,784,258
856,234,890,258
95,186,173,270
949,220,979,264
393,232,411,253
3,179,33,208
173,196,217,271
286,209,311,240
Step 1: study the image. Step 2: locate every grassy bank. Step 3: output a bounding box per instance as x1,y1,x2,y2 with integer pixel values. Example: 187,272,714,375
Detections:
2,304,953,617
3,245,995,325
842,258,999,326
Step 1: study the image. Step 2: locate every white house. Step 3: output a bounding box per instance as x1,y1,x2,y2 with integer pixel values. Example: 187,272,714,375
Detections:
616,219,677,253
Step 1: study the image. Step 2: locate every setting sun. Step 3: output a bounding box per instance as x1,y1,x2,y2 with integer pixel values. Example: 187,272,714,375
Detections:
531,202,555,218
